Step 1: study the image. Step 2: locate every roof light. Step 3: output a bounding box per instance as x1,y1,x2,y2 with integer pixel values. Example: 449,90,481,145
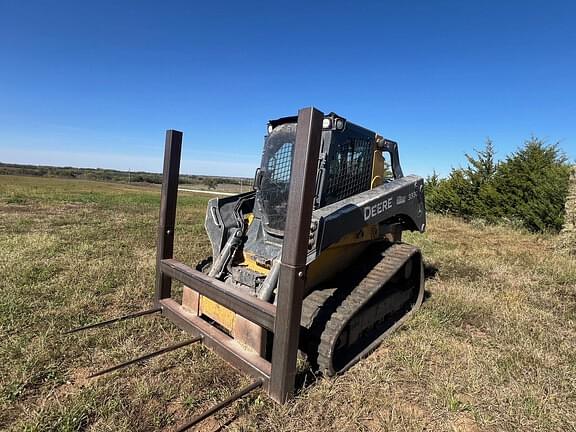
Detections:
267,124,273,134
335,118,345,130
322,118,332,129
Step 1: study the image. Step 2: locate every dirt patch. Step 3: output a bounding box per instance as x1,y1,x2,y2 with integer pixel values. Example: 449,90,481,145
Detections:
453,414,483,432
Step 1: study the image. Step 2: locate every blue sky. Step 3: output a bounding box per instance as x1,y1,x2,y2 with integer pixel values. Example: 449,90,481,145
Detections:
0,0,574,178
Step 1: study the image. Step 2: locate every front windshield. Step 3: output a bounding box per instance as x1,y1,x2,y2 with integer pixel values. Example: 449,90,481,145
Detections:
257,123,296,233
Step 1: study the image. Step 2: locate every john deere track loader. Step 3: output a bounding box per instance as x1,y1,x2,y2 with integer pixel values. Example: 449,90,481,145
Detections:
192,112,426,375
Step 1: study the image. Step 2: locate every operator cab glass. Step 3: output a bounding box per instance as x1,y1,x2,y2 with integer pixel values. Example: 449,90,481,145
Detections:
256,122,296,234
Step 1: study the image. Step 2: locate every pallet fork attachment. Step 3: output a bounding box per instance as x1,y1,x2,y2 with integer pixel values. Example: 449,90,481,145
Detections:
63,107,324,428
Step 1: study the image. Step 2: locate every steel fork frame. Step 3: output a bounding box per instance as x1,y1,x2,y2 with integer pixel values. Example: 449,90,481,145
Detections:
155,107,323,403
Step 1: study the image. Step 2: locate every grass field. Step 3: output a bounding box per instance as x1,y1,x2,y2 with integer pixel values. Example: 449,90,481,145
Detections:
1,175,575,432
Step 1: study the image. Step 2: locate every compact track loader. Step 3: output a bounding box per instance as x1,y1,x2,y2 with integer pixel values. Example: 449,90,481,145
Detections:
194,110,426,376
66,107,426,430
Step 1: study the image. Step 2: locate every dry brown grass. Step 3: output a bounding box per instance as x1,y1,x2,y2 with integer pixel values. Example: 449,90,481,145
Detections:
1,175,575,431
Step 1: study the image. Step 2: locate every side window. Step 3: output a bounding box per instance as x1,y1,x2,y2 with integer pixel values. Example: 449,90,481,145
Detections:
326,138,372,202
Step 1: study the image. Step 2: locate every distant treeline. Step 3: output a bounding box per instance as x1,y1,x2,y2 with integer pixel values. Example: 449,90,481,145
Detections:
425,137,572,233
0,162,251,186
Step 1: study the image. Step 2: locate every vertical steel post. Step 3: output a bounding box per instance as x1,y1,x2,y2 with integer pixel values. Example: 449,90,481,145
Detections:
155,130,183,306
269,107,324,403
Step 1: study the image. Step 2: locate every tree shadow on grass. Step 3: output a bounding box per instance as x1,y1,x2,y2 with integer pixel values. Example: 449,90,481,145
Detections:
423,261,439,304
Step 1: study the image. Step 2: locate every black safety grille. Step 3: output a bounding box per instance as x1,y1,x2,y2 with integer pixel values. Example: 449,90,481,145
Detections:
325,138,372,203
259,141,293,231
267,142,293,182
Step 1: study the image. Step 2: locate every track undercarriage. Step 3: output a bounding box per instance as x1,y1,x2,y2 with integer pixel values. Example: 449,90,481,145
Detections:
301,242,424,375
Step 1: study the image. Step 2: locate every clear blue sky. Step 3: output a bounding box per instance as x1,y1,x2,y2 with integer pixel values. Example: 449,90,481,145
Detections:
1,0,574,177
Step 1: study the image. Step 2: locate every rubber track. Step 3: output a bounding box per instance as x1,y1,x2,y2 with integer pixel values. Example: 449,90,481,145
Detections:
301,242,423,376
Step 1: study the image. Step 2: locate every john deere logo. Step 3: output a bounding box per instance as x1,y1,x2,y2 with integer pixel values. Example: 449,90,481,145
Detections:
364,197,393,221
